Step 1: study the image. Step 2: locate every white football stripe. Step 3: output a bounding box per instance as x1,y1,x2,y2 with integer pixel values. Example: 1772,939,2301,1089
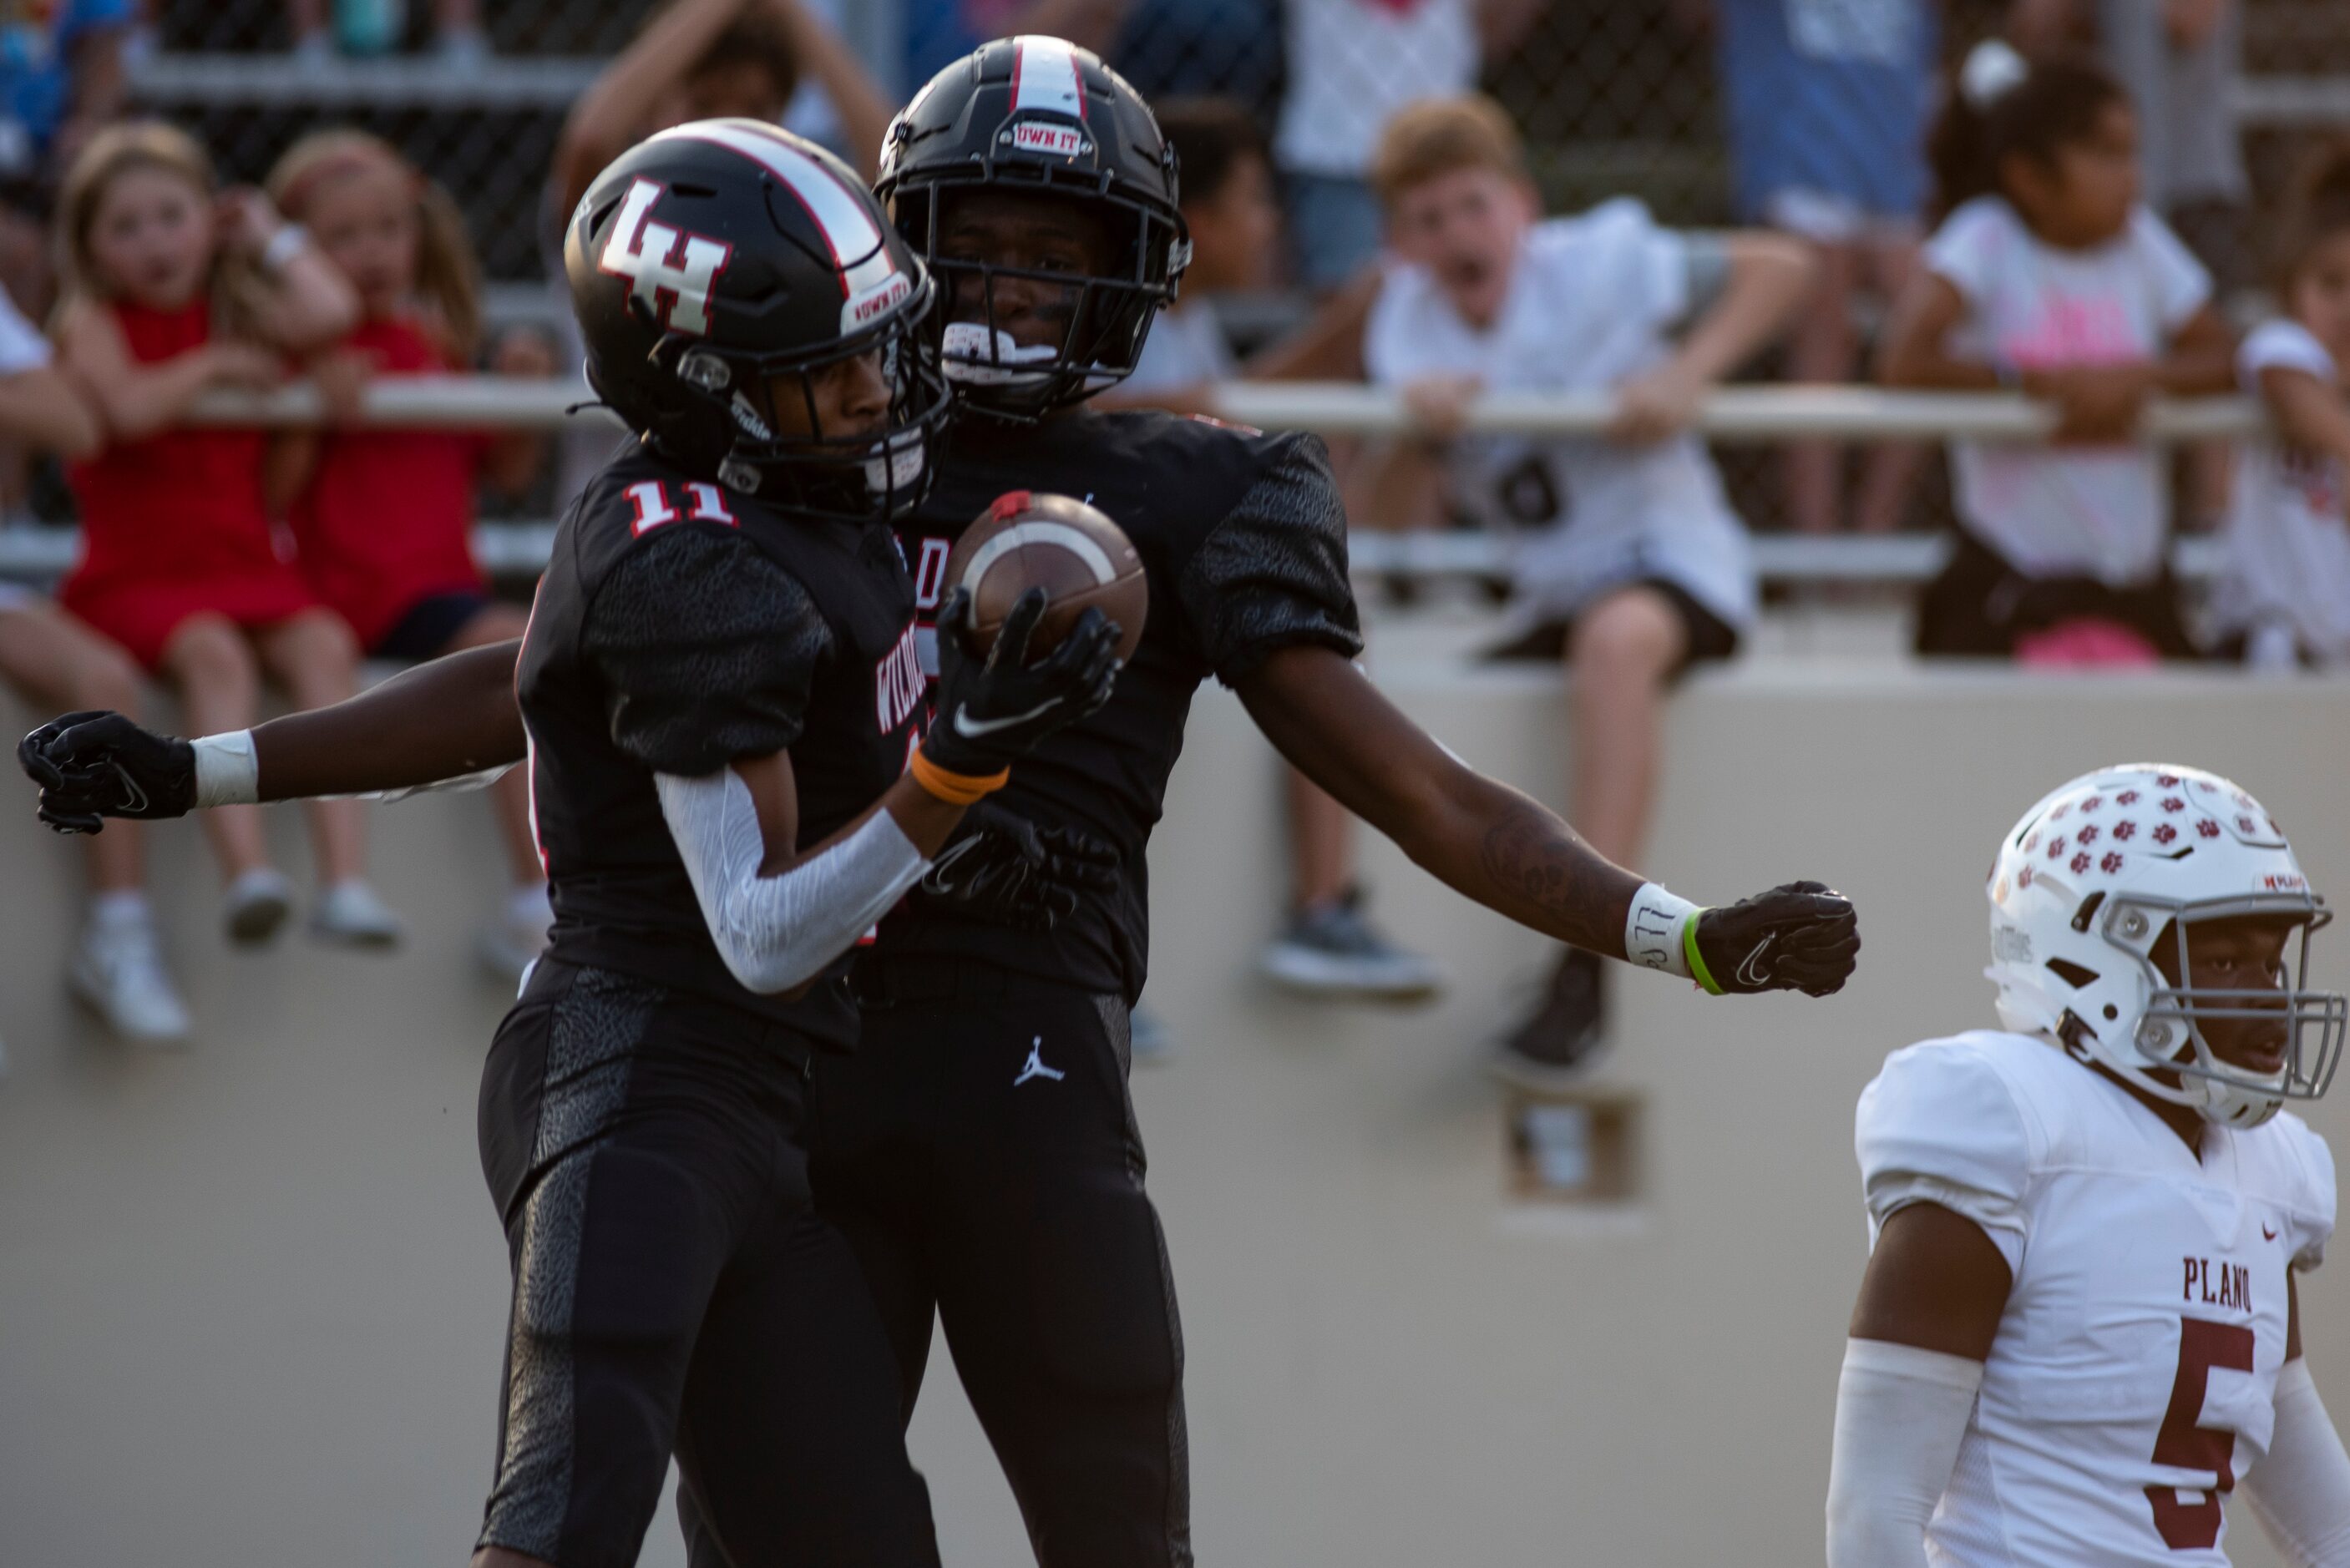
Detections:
649,121,896,300
1010,36,1085,120
960,521,1119,593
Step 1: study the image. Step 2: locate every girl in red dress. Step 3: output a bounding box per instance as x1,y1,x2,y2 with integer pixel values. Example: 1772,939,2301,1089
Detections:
52,122,402,948
266,129,552,979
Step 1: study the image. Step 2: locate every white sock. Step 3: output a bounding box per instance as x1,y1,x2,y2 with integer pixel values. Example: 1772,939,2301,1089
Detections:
89,891,150,928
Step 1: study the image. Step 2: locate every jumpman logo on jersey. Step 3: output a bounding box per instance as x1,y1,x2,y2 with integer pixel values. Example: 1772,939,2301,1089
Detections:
1014,1036,1066,1087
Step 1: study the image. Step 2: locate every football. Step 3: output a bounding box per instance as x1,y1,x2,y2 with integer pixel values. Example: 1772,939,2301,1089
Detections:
941,490,1148,662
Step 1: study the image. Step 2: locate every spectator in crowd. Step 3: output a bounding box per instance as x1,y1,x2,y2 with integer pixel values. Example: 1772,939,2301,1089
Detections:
1879,43,2234,664
1708,0,1932,536
545,0,893,507
265,130,554,979
1360,95,1811,1077
0,0,129,325
1274,0,1545,289
1017,0,1285,122
552,0,890,217
1118,97,1444,1002
2008,0,2250,291
1110,0,1283,122
0,284,190,1043
2209,141,2350,673
51,122,401,948
2009,0,2249,534
286,0,488,64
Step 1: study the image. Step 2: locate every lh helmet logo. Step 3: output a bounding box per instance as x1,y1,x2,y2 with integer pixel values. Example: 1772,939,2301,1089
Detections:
599,179,734,336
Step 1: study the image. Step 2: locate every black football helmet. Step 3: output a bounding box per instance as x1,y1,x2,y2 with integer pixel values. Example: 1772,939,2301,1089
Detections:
875,35,1190,418
565,119,950,519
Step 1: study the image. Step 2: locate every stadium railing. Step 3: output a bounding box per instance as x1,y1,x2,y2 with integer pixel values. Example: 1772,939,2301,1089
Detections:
0,378,2256,586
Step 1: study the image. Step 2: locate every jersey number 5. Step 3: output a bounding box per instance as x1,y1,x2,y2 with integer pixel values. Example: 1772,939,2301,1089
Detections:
2145,1316,2256,1550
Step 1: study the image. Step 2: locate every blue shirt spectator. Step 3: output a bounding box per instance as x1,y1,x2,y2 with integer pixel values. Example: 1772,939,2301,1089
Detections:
902,0,1034,91
1108,0,1284,123
0,0,129,182
1713,0,1935,235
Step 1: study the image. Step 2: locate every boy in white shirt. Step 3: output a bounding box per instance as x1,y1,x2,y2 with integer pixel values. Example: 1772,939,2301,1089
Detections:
1360,95,1814,1076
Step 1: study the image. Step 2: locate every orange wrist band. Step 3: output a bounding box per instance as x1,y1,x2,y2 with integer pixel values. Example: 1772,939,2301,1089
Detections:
909,751,1010,805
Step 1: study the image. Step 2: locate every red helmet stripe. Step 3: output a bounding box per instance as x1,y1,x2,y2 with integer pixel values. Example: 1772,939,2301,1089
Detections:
1008,35,1086,121
647,121,895,301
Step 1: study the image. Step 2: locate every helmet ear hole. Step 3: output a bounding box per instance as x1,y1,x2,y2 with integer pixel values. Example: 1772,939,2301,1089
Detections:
2047,958,2100,989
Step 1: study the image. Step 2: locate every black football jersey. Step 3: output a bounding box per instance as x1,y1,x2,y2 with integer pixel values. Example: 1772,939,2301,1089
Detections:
519,448,928,1046
881,407,1362,1000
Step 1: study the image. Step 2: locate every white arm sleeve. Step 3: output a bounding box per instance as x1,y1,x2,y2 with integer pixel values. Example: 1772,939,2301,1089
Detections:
1825,1338,1983,1568
656,767,929,995
2243,1360,2350,1568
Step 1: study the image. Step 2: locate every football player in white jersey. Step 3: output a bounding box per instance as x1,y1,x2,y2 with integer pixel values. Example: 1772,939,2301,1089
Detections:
1828,763,2350,1566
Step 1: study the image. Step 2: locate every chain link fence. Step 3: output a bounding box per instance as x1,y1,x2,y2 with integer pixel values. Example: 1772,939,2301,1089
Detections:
113,0,2350,543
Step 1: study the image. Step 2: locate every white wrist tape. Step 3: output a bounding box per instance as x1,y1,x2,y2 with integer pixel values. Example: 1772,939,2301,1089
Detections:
1826,1338,1982,1568
190,730,260,807
1625,882,1698,979
2242,1358,2350,1567
656,767,929,995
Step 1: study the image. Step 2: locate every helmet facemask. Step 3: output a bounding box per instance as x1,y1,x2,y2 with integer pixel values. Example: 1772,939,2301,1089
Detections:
625,280,951,524
2105,898,2347,1126
889,174,1189,421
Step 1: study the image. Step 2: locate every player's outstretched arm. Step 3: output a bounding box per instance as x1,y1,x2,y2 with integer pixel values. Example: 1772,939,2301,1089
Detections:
18,640,529,831
2243,1277,2350,1566
1233,644,1859,993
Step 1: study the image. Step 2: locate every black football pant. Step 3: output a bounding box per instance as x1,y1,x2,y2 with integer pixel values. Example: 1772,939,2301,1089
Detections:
679,962,1192,1568
475,959,939,1568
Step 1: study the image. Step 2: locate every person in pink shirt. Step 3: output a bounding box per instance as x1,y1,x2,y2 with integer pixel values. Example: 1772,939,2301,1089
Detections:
1880,43,2234,663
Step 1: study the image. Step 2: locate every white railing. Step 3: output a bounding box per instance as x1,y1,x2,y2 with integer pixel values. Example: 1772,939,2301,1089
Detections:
175,375,2271,441
0,377,2239,587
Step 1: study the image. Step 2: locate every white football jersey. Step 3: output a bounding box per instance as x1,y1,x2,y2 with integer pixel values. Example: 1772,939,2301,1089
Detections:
1856,1029,2337,1566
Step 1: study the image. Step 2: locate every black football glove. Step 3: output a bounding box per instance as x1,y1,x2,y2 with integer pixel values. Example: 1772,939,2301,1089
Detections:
18,710,196,835
913,801,1121,932
1689,880,1860,997
919,586,1121,777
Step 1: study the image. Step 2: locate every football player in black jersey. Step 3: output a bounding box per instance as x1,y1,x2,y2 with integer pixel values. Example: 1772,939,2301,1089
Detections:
23,123,1127,1568
23,44,1861,1568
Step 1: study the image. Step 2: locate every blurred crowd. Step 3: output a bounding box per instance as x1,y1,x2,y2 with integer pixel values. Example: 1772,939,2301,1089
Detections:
0,0,2344,1081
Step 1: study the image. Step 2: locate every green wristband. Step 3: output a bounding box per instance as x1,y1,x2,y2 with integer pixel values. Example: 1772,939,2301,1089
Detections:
1683,913,1723,995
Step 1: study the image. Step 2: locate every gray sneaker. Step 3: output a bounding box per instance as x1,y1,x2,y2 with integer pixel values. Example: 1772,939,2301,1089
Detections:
1491,948,1608,1088
1259,890,1445,1003
223,868,294,947
311,881,405,949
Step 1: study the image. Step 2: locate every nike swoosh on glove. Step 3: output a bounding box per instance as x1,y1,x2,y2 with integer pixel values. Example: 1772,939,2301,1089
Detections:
914,801,1121,932
919,586,1122,777
18,710,195,835
1691,880,1860,997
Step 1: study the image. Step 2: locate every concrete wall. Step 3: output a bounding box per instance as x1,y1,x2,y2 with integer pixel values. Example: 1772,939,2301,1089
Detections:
3,648,2348,1568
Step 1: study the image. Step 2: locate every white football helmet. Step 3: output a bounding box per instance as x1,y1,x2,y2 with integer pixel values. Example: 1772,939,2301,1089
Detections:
1986,763,2345,1127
